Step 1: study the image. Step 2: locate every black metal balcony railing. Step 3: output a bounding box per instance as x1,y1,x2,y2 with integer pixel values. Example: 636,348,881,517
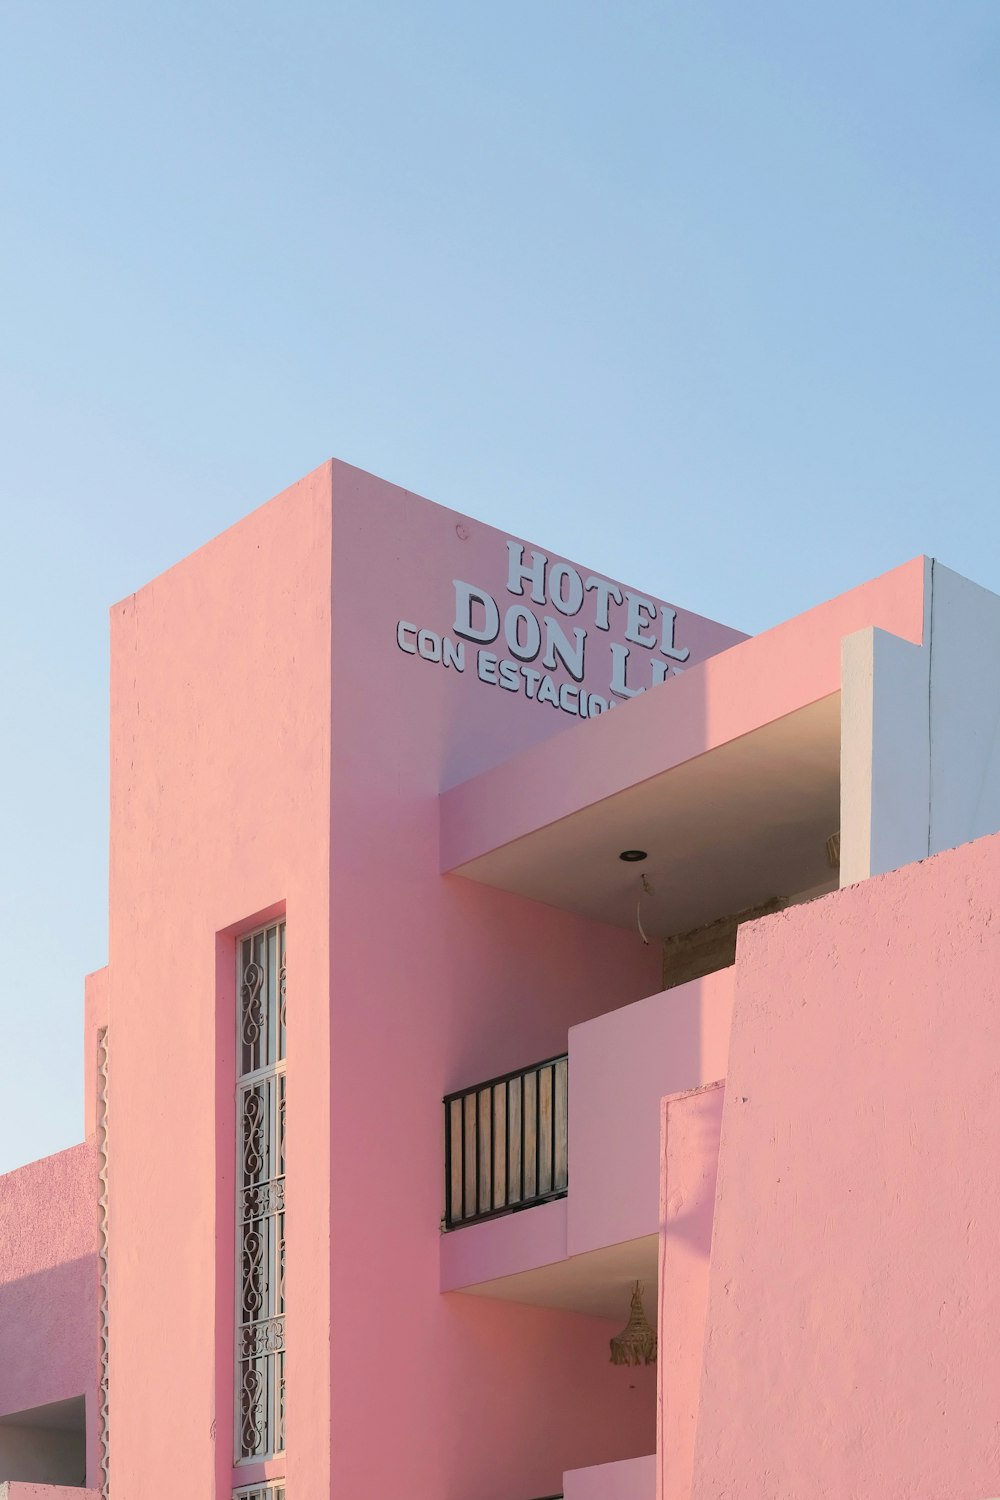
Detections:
444,1054,568,1229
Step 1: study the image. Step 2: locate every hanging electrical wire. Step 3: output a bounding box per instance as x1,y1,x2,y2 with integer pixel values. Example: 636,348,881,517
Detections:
636,872,653,945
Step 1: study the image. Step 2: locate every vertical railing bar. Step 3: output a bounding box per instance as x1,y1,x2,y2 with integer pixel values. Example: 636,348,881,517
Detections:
489,1084,495,1211
521,1074,527,1200
504,1078,510,1212
460,1089,467,1221
535,1067,541,1201
443,1056,567,1229
473,1089,480,1220
550,1063,557,1193
444,1094,453,1228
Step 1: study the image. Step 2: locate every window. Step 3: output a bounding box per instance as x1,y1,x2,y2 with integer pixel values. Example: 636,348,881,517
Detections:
236,920,286,1462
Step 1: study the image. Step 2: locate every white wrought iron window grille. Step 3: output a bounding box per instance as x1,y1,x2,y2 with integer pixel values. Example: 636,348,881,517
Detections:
236,919,286,1463
233,1485,286,1500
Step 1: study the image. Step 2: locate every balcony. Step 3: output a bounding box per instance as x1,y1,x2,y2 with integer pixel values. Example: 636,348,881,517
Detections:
441,967,734,1309
444,1055,568,1230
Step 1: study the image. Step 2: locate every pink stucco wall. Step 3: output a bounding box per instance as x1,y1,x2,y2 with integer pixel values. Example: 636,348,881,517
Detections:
107,465,335,1497
103,460,740,1499
569,971,732,1257
82,967,107,1141
690,833,1000,1500
0,1145,98,1484
658,1083,723,1500
326,462,674,1498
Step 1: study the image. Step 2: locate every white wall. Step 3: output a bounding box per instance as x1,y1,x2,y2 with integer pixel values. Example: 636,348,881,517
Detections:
841,560,1000,884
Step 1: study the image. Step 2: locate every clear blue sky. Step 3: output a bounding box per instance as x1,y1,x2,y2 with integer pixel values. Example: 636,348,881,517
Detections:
1,1,998,1174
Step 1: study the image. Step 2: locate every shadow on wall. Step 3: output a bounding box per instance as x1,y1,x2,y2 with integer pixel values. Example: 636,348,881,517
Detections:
0,1254,97,1490
0,1395,87,1487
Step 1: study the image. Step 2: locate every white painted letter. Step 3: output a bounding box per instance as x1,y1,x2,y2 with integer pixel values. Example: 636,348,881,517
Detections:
585,577,623,630
537,674,559,707
417,629,442,662
442,637,466,671
625,592,657,649
498,659,520,692
453,581,500,644
610,642,645,698
659,605,691,663
506,542,547,603
504,604,542,661
396,621,418,654
542,617,586,681
548,562,584,616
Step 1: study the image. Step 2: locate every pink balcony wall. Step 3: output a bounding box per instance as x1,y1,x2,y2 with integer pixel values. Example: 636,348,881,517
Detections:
568,970,733,1258
0,1145,99,1488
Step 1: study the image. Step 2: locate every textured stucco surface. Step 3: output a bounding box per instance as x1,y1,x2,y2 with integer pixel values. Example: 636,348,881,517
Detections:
658,1083,723,1500
0,1144,96,1282
0,1145,97,1419
107,465,336,1498
326,462,668,1498
691,833,1000,1500
104,461,689,1499
0,1486,99,1499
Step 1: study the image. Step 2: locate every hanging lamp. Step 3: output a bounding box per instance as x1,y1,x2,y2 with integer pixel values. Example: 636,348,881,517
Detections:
609,1281,657,1366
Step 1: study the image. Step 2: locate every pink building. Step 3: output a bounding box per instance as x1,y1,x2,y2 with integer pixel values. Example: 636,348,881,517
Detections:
2,462,999,1500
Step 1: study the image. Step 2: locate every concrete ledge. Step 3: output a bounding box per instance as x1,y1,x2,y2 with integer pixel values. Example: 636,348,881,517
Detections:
0,1486,101,1499
563,1453,655,1499
440,1195,567,1292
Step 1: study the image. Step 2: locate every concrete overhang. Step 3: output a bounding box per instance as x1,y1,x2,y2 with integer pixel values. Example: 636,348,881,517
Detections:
459,1235,660,1324
441,558,928,935
0,1398,85,1432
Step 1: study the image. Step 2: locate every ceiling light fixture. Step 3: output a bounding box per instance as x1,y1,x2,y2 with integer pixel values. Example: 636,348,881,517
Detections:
610,1281,657,1366
619,849,647,862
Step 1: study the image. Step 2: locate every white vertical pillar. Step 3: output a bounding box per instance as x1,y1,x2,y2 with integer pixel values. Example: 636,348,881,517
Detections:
841,626,930,885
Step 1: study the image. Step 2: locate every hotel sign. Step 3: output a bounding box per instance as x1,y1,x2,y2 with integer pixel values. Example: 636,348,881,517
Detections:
396,540,690,720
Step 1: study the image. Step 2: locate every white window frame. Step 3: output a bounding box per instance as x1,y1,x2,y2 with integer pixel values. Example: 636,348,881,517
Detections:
234,918,286,1466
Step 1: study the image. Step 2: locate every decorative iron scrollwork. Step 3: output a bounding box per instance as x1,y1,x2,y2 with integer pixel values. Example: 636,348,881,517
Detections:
241,960,264,1049
241,1177,284,1221
236,920,286,1462
242,1088,267,1181
240,1315,285,1358
239,1363,266,1455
